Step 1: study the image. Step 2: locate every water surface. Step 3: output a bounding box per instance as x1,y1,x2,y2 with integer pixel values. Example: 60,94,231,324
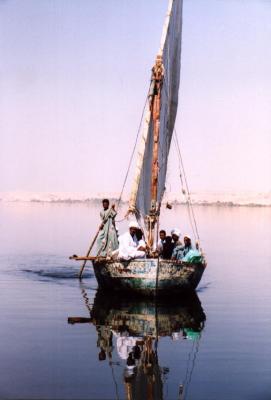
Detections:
0,203,270,399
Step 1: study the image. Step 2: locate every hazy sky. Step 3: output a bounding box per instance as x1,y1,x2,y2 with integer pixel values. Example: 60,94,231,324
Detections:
1,0,270,195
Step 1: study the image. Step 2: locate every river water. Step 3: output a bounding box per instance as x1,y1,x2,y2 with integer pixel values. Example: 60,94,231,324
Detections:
0,202,270,400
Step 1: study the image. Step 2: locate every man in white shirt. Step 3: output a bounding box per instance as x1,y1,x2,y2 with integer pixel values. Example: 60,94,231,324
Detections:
156,229,166,254
112,221,146,260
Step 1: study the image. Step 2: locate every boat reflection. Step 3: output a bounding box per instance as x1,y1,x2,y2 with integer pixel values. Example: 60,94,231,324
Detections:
69,289,206,400
91,289,206,339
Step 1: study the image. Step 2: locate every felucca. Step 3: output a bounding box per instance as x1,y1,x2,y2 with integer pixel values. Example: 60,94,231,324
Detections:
71,0,206,295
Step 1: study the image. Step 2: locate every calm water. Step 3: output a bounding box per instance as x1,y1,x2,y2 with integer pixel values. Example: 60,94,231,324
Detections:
0,203,270,400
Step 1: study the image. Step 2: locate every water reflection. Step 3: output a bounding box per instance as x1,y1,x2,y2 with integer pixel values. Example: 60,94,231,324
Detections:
69,289,206,400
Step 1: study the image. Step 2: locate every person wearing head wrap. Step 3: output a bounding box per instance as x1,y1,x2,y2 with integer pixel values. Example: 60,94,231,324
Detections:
112,221,146,260
183,235,193,256
171,228,182,248
172,234,193,260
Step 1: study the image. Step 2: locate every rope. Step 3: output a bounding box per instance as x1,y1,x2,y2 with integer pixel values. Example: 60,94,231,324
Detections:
161,58,201,247
173,128,201,246
172,134,197,242
114,49,202,249
116,87,151,212
115,216,128,224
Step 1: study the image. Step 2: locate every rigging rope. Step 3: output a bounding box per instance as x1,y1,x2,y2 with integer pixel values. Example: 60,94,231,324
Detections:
114,56,202,251
173,128,202,246
172,134,197,241
162,74,201,246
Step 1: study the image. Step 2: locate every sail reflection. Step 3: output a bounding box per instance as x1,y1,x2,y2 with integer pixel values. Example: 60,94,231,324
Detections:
69,289,206,400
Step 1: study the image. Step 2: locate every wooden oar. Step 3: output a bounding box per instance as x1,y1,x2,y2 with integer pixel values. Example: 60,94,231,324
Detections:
78,228,100,279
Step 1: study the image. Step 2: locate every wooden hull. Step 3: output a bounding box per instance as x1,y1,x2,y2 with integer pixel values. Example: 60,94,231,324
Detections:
93,258,205,296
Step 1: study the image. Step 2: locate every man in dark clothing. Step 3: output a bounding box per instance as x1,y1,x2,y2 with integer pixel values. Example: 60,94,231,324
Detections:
161,236,175,259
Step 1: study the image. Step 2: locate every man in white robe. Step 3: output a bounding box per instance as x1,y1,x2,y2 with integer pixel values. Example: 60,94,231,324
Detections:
113,221,146,260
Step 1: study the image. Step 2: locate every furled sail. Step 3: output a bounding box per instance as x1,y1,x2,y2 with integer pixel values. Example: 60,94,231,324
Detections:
129,0,183,228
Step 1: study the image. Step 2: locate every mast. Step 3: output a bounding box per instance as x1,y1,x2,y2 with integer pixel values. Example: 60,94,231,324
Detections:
148,55,164,247
128,0,183,250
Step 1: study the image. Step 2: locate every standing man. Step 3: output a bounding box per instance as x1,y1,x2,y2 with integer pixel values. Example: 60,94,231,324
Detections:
97,199,118,256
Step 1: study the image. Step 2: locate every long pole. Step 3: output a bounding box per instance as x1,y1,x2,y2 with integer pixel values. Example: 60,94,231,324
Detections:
78,206,116,279
78,228,100,279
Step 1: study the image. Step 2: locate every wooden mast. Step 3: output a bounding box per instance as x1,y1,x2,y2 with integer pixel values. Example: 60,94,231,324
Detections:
128,0,182,249
147,55,164,248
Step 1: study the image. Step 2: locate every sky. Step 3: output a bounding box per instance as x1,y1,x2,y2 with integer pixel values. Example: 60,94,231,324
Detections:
0,0,270,196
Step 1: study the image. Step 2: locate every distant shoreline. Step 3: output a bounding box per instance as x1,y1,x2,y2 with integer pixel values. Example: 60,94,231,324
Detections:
0,197,270,208
1,191,270,207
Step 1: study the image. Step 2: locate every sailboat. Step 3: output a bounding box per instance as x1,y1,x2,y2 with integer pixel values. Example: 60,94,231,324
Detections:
72,0,206,295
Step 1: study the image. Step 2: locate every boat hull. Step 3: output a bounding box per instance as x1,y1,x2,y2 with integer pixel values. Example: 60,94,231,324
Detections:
93,258,205,296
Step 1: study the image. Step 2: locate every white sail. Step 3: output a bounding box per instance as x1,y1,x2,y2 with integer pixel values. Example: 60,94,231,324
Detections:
129,0,183,226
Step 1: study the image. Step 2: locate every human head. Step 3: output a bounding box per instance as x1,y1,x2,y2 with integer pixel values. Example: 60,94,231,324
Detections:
159,230,166,241
184,235,191,247
102,198,109,210
129,221,140,236
171,228,181,243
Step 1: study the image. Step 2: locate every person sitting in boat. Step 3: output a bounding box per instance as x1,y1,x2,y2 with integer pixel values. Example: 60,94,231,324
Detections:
161,235,175,259
182,235,193,256
96,199,119,257
172,235,193,260
135,227,147,252
157,229,166,254
171,228,182,247
112,221,146,260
